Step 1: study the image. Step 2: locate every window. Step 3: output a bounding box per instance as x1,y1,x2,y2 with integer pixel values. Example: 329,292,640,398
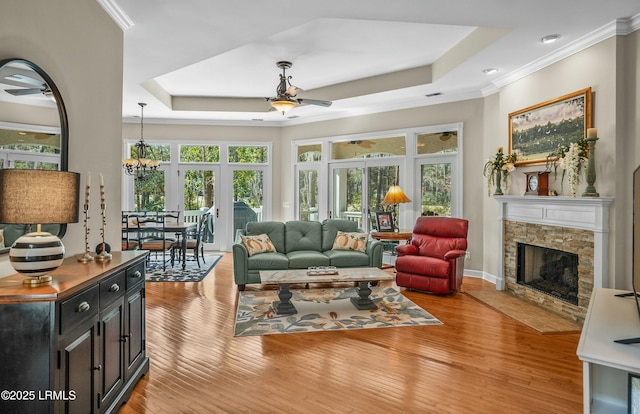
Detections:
228,145,268,163
293,123,463,228
130,143,170,162
180,145,220,163
298,144,322,162
123,141,272,251
417,131,458,154
331,136,406,160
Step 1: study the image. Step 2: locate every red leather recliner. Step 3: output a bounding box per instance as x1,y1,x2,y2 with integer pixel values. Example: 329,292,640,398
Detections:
395,216,469,294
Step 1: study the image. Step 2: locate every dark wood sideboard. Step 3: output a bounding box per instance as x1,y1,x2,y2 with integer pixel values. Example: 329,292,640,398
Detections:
0,251,150,414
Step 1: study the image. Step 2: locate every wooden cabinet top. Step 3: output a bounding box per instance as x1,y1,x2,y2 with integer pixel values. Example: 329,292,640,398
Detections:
0,251,148,304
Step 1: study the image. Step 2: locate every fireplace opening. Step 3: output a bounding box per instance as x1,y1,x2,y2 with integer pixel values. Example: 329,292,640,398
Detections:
516,243,579,305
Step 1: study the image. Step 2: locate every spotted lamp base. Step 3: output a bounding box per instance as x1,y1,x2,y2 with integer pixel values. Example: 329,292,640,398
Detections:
9,232,65,287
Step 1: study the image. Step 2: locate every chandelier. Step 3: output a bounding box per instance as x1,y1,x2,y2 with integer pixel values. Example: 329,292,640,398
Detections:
122,102,159,181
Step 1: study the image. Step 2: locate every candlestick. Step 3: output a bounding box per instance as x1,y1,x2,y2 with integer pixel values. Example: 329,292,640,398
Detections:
587,128,597,138
83,173,90,209
77,172,94,262
582,135,600,197
95,173,111,262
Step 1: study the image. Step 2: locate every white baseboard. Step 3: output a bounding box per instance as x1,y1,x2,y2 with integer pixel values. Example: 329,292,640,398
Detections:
463,268,503,290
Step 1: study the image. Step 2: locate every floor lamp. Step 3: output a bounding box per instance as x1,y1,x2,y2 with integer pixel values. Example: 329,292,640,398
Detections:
383,185,411,231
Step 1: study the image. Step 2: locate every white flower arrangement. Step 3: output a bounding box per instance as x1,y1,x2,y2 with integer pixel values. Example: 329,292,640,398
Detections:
547,138,588,197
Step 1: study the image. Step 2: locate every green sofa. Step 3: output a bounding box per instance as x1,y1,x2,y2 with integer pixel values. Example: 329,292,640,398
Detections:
232,219,383,290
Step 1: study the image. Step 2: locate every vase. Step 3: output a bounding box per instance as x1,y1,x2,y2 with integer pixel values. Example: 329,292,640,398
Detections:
493,170,504,196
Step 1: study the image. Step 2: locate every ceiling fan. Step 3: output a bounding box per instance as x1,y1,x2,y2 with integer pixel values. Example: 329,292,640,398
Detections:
3,72,53,99
341,140,376,149
266,61,332,114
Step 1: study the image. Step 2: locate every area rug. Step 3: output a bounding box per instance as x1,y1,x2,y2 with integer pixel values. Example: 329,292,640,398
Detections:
146,255,221,282
464,290,582,334
234,286,442,337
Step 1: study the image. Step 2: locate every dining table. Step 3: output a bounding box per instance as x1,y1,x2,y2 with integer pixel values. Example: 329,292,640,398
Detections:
124,221,197,270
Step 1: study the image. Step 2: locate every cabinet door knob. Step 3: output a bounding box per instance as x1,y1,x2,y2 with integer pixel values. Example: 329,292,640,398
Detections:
93,365,102,371
120,333,131,342
133,271,142,278
109,283,120,292
77,302,90,313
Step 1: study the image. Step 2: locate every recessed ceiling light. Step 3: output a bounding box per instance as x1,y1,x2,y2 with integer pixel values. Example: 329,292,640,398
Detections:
482,68,499,75
541,34,561,44
425,92,443,98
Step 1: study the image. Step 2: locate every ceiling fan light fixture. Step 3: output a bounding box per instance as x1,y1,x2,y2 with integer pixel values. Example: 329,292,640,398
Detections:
271,99,296,115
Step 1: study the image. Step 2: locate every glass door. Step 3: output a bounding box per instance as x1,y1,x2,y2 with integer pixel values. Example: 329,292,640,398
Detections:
177,165,221,251
367,164,400,229
330,164,365,229
330,162,403,231
416,156,457,217
232,168,263,239
297,167,320,221
134,167,167,211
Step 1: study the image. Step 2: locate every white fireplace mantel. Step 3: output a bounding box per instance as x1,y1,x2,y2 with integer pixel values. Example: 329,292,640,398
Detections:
495,195,614,290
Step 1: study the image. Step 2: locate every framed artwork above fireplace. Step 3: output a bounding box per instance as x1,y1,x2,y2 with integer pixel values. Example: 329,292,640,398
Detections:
508,87,592,166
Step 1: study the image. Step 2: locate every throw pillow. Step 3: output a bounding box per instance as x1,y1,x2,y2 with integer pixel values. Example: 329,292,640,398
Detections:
241,233,276,257
332,231,368,253
0,229,4,249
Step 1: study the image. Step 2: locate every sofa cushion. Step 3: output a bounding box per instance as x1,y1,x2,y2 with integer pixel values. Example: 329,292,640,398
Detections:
332,231,368,252
246,221,286,253
287,250,330,269
321,219,359,251
323,250,370,267
240,234,276,257
247,252,289,270
395,255,450,279
285,221,322,253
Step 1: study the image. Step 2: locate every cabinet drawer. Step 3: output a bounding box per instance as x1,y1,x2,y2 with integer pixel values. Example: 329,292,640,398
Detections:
126,261,145,289
59,285,99,335
99,270,126,307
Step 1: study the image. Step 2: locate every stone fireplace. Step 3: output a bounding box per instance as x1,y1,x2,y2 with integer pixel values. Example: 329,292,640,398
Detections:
496,196,613,323
517,243,579,306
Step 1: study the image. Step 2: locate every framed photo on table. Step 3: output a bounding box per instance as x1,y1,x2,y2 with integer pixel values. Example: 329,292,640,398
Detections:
508,87,592,166
375,212,394,232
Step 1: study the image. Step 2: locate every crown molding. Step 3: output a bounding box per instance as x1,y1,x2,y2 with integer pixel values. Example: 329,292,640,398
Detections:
97,0,134,31
492,14,640,89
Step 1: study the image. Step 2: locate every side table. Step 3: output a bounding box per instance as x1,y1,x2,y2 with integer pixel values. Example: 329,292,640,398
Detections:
371,230,413,243
371,230,413,269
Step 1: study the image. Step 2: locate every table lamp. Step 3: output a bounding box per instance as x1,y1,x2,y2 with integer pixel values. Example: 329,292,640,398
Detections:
0,169,80,286
383,185,411,231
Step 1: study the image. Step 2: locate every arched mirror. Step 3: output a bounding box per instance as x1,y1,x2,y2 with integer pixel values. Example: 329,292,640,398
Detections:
0,58,69,253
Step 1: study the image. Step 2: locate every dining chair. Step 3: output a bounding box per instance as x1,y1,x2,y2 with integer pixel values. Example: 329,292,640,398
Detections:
173,212,210,268
138,214,174,271
121,211,143,250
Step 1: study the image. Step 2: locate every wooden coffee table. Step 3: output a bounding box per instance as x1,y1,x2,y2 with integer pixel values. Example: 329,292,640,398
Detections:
259,267,394,315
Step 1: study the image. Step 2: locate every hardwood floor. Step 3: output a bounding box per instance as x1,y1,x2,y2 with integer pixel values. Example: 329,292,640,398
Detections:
119,253,583,414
